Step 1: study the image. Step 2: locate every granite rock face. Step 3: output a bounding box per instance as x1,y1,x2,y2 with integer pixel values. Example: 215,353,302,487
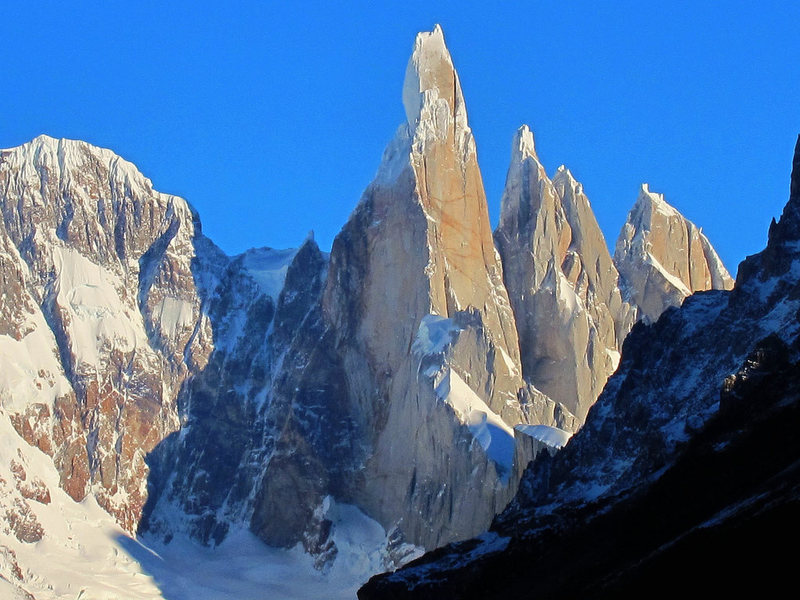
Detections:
248,25,544,552
615,183,734,324
145,26,557,557
495,129,732,424
495,127,634,422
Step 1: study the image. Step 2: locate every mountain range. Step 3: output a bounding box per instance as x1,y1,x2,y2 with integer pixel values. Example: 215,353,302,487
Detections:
359,132,800,599
0,25,757,600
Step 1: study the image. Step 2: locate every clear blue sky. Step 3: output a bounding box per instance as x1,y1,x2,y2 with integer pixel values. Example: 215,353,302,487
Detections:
2,1,798,275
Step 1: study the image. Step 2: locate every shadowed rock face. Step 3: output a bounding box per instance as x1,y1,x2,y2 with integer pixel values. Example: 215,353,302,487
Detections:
615,183,734,324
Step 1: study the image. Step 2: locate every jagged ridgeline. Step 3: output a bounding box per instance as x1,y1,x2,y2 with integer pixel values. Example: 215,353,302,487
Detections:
360,135,800,600
0,24,732,597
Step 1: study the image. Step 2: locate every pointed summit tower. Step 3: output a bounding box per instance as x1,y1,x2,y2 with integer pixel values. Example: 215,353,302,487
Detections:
253,26,544,554
495,125,632,422
325,25,523,421
614,184,734,324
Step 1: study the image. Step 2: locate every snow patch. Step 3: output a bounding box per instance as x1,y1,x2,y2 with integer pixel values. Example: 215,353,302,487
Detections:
0,315,71,412
241,247,298,300
434,370,515,474
515,424,572,449
0,407,422,599
53,246,145,368
605,348,621,371
127,500,421,600
153,296,195,341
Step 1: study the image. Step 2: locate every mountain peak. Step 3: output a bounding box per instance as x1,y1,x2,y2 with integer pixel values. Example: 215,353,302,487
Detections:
633,183,681,219
554,164,573,179
779,133,800,235
402,25,467,131
740,134,800,282
512,125,539,163
616,183,734,323
553,164,584,195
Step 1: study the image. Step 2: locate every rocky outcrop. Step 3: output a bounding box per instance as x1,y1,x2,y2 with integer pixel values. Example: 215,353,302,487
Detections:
495,126,634,422
615,183,734,324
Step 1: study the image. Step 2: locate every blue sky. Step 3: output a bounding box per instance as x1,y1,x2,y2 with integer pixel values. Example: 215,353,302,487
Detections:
2,1,798,274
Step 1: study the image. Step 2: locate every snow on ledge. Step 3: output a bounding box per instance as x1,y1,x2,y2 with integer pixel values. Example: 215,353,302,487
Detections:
434,369,515,475
514,424,573,449
241,247,298,300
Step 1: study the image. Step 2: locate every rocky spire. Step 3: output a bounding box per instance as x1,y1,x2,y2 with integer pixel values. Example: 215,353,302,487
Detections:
258,25,537,552
737,135,800,286
615,184,734,324
793,135,800,199
512,124,539,163
402,24,467,133
496,127,631,422
767,134,800,248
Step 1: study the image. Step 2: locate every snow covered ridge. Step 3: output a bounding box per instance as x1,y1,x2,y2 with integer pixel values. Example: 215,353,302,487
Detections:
0,132,218,531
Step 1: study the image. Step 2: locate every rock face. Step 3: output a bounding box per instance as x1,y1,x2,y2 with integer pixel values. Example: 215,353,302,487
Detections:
141,240,320,546
615,183,734,324
495,127,634,421
358,135,800,600
495,133,732,424
247,25,542,553
144,25,557,558
0,135,224,531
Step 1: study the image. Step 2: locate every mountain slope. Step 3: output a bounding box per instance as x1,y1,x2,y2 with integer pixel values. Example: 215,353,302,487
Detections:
0,135,227,530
